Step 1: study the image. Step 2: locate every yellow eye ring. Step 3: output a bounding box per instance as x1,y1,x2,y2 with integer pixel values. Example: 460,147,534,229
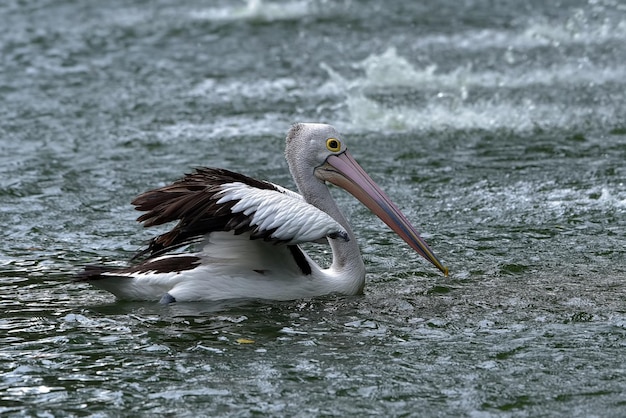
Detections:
326,138,341,152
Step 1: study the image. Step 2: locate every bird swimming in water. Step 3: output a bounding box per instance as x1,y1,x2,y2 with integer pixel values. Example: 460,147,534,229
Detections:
76,123,448,303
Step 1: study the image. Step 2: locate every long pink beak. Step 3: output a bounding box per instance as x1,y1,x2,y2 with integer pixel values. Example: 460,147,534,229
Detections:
315,150,448,276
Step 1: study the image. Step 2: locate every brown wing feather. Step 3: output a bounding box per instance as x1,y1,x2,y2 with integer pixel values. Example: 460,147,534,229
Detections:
131,168,281,259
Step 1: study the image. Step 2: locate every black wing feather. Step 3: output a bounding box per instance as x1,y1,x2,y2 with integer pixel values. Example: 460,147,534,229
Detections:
131,168,282,259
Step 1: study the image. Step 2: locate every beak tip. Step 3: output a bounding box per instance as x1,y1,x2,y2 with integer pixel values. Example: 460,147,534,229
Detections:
442,266,449,277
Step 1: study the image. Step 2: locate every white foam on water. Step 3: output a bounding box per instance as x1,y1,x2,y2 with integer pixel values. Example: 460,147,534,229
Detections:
451,180,626,224
520,7,626,47
189,0,313,22
183,5,624,134
344,93,618,132
319,45,623,132
157,113,292,141
148,388,230,400
411,5,626,51
355,47,445,89
546,185,626,213
184,77,304,138
189,77,299,99
317,3,626,132
345,47,625,90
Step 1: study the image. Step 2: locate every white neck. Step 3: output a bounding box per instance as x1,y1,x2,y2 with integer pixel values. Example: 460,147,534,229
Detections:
295,174,366,294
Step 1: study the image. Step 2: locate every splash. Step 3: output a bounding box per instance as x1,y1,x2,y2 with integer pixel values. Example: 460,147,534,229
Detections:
356,47,442,88
317,2,626,133
320,47,470,93
522,7,626,46
320,45,623,133
343,90,620,133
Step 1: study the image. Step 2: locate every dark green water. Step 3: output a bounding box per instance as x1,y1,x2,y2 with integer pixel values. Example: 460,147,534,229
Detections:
1,0,625,416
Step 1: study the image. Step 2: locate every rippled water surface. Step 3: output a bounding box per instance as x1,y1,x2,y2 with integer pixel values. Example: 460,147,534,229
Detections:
1,0,625,416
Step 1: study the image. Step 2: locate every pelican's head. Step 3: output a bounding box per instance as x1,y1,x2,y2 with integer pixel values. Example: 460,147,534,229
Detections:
285,123,448,276
286,123,347,168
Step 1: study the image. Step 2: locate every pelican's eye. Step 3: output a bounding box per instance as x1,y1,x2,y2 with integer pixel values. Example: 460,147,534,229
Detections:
326,138,341,152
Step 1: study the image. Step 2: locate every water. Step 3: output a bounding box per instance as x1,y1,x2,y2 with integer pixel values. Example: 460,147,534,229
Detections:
1,0,625,415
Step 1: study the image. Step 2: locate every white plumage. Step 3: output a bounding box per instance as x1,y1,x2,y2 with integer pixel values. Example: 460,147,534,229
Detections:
215,182,347,244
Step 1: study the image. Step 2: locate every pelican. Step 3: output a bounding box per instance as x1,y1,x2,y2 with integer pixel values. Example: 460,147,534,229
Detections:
77,123,448,303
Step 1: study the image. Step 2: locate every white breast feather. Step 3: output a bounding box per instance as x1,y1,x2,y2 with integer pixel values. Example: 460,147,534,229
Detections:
216,182,346,244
